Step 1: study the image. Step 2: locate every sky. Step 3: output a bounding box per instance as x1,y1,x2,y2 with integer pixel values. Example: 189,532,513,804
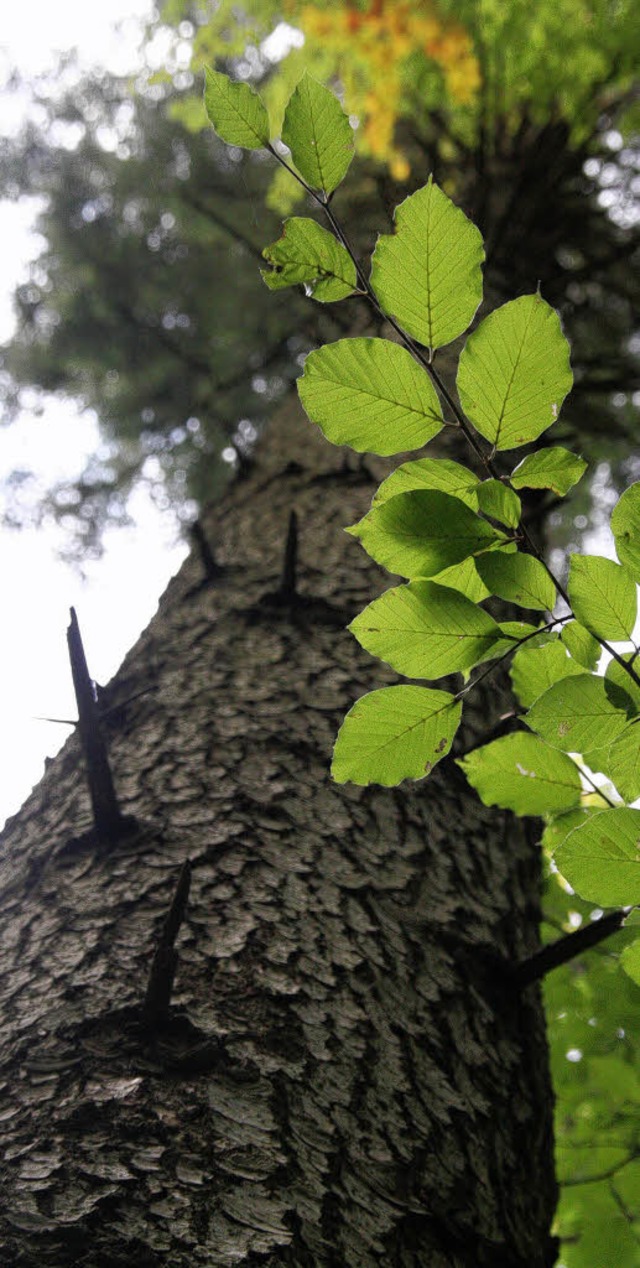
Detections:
0,0,189,828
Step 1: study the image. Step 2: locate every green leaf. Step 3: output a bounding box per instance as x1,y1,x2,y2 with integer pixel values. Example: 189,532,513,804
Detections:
370,178,484,349
511,640,583,709
475,479,521,528
203,67,270,149
606,719,640,802
261,217,356,301
611,482,640,583
456,294,573,450
606,654,640,716
332,685,461,786
349,580,503,679
561,620,600,671
542,805,601,853
298,338,443,455
431,556,490,603
475,550,556,611
498,621,549,643
459,732,582,816
568,554,637,642
510,447,587,495
527,673,630,753
347,490,507,578
620,937,640,988
554,807,640,905
281,73,354,194
373,457,479,509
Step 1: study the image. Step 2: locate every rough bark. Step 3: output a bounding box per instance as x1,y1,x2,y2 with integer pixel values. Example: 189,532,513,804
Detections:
0,393,557,1266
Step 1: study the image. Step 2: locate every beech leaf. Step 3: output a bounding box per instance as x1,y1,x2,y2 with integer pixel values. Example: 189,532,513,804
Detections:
298,338,442,455
554,807,640,905
459,733,582,815
370,178,484,349
204,67,270,149
349,580,503,679
456,294,573,450
261,218,356,301
332,685,461,786
281,73,354,194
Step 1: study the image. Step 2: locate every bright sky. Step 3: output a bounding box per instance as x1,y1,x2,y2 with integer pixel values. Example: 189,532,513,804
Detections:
0,0,189,828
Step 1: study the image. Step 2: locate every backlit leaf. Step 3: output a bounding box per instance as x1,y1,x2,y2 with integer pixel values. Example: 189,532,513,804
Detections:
332,685,461,786
620,938,640,987
475,479,521,528
606,720,640,802
261,218,356,301
561,621,600,671
526,673,630,753
606,654,640,716
611,482,640,584
347,490,507,578
510,447,587,495
373,457,479,508
370,178,484,349
204,67,270,149
430,556,490,602
554,807,640,905
542,805,602,853
511,640,582,709
459,732,582,815
476,550,556,610
568,554,637,642
281,73,354,194
298,338,442,454
349,580,503,678
456,294,573,450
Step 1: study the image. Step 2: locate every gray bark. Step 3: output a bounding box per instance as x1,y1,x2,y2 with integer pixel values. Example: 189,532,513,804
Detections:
0,392,556,1266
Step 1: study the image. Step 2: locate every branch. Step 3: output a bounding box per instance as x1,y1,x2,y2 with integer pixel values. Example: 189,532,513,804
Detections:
512,907,632,989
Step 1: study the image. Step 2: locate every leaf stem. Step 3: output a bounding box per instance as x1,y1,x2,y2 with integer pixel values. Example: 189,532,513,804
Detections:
455,616,571,702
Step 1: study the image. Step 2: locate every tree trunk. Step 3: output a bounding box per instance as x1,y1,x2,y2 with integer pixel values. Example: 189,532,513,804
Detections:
0,388,557,1266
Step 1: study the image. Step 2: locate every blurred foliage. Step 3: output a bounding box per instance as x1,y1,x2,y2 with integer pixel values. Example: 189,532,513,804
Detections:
0,67,349,556
544,868,640,1264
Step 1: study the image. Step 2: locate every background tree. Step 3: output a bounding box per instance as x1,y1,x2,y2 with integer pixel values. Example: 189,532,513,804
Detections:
1,3,640,1262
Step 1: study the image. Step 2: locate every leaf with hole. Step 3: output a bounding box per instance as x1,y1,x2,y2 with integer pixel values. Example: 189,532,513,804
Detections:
349,580,504,679
370,178,484,349
298,338,443,455
204,67,270,149
554,807,640,905
347,490,507,578
456,294,573,450
568,554,637,642
526,673,630,753
261,218,357,301
459,732,582,815
510,447,587,495
332,685,461,786
282,73,354,194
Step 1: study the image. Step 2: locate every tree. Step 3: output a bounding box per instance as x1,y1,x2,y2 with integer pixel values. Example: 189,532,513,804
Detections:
0,386,561,1267
1,5,640,1263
